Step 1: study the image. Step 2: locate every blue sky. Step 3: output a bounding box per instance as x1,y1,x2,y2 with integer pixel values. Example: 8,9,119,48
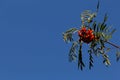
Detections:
0,0,120,80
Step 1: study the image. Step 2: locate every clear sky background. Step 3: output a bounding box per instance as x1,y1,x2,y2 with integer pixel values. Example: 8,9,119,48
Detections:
0,0,120,80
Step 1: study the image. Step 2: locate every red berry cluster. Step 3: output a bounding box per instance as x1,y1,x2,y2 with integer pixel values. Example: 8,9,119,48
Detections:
78,27,95,43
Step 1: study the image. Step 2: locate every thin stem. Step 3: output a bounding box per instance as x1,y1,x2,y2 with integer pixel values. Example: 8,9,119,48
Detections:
105,41,120,49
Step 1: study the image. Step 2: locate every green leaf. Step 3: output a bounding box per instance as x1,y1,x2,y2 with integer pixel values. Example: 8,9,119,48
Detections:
101,32,105,38
106,48,111,53
63,33,73,43
102,32,112,41
69,41,78,62
96,0,100,12
116,50,120,61
63,28,78,43
97,23,101,32
92,21,97,31
78,42,85,70
105,35,112,40
65,28,78,33
103,54,111,66
100,39,105,48
100,23,107,31
89,52,94,69
109,29,116,35
103,13,108,23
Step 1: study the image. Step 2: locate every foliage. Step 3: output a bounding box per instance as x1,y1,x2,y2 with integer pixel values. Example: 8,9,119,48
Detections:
62,1,120,70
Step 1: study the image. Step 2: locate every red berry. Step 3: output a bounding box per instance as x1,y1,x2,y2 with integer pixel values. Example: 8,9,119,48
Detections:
78,27,95,44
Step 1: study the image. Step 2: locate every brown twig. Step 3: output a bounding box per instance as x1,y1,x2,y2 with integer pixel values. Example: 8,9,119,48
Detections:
105,41,120,49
